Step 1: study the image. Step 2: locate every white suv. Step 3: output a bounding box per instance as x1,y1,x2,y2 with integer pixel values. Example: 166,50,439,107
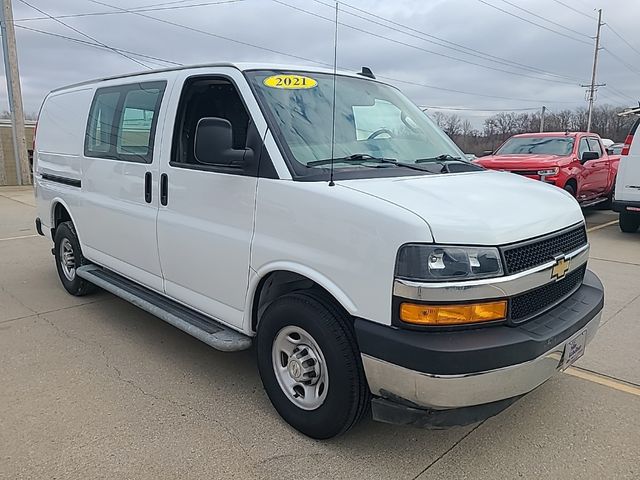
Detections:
614,112,640,232
33,63,604,438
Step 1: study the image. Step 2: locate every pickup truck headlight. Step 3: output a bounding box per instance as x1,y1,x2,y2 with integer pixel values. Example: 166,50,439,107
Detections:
396,244,503,282
537,167,559,176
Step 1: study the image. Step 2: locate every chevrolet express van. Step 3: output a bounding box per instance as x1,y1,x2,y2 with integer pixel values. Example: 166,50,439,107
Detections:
613,110,640,232
33,63,604,439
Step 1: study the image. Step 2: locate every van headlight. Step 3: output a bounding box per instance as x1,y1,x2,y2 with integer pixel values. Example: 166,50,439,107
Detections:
396,244,503,282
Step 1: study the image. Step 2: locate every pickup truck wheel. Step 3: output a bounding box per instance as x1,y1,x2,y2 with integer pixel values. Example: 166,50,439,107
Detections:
256,291,369,439
53,221,96,296
619,211,640,233
564,184,576,197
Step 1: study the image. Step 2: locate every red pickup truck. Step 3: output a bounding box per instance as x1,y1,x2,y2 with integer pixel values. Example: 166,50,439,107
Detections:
475,132,619,207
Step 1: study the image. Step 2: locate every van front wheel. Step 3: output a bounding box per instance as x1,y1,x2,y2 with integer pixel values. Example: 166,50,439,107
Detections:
53,221,96,296
619,211,640,233
256,291,369,439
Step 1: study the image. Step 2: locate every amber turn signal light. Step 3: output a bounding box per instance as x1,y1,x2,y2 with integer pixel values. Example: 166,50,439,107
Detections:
399,301,507,326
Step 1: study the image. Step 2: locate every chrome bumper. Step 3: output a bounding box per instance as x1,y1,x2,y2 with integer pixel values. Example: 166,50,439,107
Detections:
362,311,601,410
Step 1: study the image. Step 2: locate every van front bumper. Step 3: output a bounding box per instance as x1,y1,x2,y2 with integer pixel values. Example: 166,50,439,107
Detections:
355,269,604,426
612,199,640,214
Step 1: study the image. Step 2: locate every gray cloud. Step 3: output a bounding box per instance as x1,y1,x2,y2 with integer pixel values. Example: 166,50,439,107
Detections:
2,0,638,127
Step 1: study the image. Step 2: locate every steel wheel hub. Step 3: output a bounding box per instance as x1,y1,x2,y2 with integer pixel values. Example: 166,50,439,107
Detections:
272,326,328,410
60,238,76,281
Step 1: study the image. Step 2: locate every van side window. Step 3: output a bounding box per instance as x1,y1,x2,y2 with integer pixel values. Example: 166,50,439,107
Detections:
86,91,119,154
85,81,166,163
171,77,250,172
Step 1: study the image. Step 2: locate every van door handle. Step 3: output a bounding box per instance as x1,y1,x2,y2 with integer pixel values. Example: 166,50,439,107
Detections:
144,172,152,203
160,173,168,206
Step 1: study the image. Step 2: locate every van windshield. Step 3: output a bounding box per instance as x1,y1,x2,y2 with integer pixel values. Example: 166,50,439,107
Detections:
496,137,575,156
246,70,470,180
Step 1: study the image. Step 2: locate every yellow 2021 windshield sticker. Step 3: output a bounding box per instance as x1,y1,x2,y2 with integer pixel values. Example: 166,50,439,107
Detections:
263,74,318,89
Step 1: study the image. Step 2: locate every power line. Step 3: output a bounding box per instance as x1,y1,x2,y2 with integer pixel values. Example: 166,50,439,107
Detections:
14,0,244,22
87,0,334,68
604,84,636,103
275,0,579,85
477,0,592,46
550,0,595,21
317,0,582,83
87,0,587,103
604,23,640,59
17,0,585,107
15,24,182,66
602,47,640,78
16,0,151,69
497,0,591,38
377,74,579,104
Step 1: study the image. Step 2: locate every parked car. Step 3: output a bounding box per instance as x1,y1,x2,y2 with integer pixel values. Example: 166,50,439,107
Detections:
613,111,640,232
601,138,614,148
33,63,604,439
609,143,624,156
475,132,619,207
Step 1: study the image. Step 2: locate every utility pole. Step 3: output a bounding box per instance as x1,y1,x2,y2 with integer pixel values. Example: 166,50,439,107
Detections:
583,9,604,133
0,0,29,186
540,105,546,132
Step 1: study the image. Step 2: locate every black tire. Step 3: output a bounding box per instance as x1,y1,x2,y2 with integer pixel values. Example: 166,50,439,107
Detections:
599,178,616,210
619,211,640,233
564,183,576,197
256,290,369,439
53,221,97,296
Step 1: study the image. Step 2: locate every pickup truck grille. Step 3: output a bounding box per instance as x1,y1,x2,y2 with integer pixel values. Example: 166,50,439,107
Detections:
510,265,586,323
501,225,588,274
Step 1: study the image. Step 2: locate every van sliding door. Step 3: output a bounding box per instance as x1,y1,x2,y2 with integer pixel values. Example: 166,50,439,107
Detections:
80,80,169,292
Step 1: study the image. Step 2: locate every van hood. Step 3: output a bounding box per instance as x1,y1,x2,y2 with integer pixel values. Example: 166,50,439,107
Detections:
475,154,565,170
341,170,584,245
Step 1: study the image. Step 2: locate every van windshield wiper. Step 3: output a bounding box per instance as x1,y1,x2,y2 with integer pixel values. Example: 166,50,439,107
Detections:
414,154,482,173
415,154,464,164
308,154,433,173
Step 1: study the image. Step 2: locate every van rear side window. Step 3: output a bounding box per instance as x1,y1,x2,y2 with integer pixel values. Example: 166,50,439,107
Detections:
85,81,166,163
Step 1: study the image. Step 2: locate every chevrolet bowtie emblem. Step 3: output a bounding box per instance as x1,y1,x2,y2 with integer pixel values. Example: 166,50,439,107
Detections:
551,256,571,281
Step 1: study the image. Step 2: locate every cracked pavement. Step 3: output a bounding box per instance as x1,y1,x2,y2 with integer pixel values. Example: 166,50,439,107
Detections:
1,187,639,479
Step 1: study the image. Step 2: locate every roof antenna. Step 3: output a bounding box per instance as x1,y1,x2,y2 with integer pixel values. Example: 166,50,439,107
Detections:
328,1,338,187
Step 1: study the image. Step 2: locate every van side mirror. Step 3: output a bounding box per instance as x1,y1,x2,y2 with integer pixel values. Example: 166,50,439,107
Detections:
580,151,599,163
606,148,613,155
194,117,246,167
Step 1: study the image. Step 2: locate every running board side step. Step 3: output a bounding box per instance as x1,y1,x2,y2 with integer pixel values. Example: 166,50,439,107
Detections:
76,265,252,352
579,197,608,208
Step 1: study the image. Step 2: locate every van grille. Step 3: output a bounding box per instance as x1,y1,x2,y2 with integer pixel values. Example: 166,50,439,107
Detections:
510,265,586,323
501,225,587,274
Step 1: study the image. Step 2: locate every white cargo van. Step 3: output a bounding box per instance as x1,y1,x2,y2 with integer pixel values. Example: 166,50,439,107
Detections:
613,110,640,232
34,63,604,439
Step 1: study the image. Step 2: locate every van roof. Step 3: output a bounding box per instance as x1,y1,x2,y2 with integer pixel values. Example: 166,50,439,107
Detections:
51,62,377,93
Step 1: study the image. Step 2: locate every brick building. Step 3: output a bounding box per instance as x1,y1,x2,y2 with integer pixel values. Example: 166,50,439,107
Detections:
0,119,35,185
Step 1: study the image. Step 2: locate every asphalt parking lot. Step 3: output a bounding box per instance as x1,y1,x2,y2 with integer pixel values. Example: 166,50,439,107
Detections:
1,186,639,479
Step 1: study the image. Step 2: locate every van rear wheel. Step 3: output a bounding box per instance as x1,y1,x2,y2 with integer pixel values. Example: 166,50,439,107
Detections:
53,221,96,296
619,211,640,233
256,291,369,439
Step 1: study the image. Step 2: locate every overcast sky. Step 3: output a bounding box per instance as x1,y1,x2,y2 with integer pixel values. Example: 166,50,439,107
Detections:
2,0,639,126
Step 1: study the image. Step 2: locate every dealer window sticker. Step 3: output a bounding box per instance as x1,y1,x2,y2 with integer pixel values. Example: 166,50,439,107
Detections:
263,74,318,89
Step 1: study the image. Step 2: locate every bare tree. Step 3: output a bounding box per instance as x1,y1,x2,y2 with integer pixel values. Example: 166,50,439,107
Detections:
443,114,462,137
